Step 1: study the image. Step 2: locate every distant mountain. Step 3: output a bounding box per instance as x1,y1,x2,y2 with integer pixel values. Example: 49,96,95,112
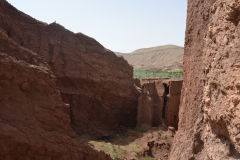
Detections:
116,45,184,71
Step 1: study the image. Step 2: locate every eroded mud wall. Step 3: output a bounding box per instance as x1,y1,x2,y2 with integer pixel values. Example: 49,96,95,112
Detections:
137,79,182,129
166,80,182,129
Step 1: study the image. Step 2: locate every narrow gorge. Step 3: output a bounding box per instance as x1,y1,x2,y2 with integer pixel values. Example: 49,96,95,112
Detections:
0,0,240,159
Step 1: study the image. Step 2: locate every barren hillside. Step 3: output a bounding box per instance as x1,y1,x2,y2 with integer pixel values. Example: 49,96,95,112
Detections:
117,45,183,71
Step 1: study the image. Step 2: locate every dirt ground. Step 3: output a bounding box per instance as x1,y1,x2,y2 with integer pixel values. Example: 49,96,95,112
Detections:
78,127,174,160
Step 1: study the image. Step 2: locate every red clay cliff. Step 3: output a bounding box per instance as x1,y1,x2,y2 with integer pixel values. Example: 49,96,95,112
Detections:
0,0,138,137
0,30,112,159
0,0,139,159
170,0,240,159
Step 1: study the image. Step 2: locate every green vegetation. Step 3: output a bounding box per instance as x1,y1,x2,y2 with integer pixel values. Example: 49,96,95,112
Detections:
77,129,169,160
86,132,143,160
88,140,142,160
142,157,156,160
77,135,91,143
134,69,182,80
134,127,148,133
159,131,167,139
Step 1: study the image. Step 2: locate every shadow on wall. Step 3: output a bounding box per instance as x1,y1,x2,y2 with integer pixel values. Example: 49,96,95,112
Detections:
137,78,183,130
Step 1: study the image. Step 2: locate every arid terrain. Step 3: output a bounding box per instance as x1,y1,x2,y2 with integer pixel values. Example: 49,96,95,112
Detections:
117,45,183,71
0,0,240,160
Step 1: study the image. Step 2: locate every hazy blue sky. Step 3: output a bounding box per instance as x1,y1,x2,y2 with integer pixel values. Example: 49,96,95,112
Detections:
7,0,187,52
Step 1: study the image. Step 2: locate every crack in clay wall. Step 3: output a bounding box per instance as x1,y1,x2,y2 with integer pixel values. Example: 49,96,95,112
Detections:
162,83,169,120
137,79,182,130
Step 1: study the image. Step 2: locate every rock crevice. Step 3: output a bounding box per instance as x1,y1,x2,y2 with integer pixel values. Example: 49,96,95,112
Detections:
137,78,182,129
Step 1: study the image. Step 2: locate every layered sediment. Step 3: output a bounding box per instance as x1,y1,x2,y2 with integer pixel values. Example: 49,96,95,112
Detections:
0,31,112,159
0,0,138,136
0,0,139,159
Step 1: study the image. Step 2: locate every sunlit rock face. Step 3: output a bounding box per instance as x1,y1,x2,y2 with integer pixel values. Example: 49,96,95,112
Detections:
0,0,139,136
0,0,141,159
0,31,112,160
170,0,240,159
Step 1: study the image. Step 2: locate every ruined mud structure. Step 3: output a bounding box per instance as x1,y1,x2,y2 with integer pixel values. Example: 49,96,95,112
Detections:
137,78,182,129
1,0,240,159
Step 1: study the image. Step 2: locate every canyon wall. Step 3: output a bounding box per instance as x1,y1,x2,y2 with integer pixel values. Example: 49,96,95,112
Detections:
0,0,138,136
170,0,240,159
0,30,112,159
